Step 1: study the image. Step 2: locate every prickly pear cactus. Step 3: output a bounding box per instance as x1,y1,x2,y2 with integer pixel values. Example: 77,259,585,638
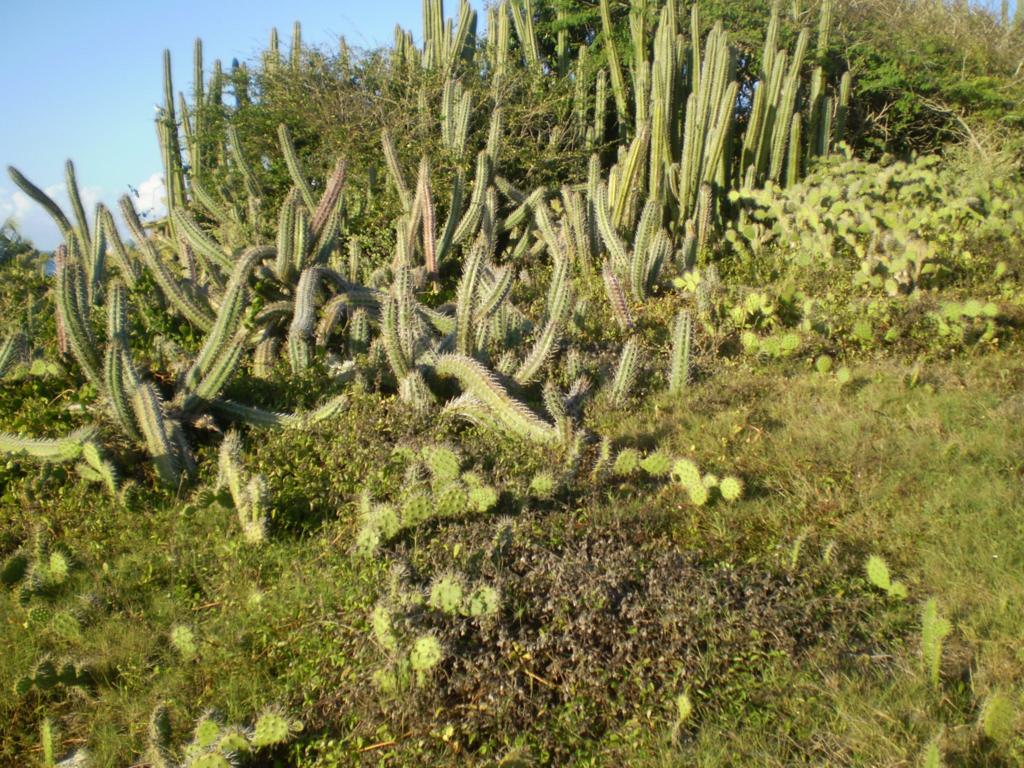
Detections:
250,709,301,748
421,444,461,485
639,451,673,477
465,585,500,618
672,458,702,490
409,635,442,675
429,574,465,614
187,752,233,768
613,448,640,475
719,476,743,501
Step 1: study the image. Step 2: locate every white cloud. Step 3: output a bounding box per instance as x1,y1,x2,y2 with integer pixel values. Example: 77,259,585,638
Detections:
0,181,102,251
132,172,166,221
0,172,165,250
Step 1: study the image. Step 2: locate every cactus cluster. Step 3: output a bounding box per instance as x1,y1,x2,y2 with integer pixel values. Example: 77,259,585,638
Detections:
14,657,92,696
355,444,499,557
1,0,853,493
218,431,269,544
727,152,1021,298
5,153,351,488
143,703,301,768
0,426,118,495
428,573,501,618
372,597,447,691
2,531,72,598
608,446,743,506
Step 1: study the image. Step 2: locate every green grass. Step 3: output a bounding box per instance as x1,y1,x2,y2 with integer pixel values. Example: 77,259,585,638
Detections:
2,341,1022,765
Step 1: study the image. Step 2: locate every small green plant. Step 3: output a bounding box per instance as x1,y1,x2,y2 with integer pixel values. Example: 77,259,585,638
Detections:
613,448,640,476
409,634,443,683
251,708,303,748
921,597,952,687
40,718,57,768
15,657,86,695
865,555,907,599
978,691,1016,745
921,731,944,768
218,430,269,544
465,584,501,618
529,471,555,498
670,691,694,743
719,476,743,501
421,444,462,485
639,451,673,477
0,427,118,495
672,458,702,491
687,481,709,506
429,573,465,614
171,625,198,661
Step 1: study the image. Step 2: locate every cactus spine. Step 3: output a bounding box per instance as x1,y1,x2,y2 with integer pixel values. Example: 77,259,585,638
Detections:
434,353,559,443
610,335,641,404
668,310,693,394
0,427,97,463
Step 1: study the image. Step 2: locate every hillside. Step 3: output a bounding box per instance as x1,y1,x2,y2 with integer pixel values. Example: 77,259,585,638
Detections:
1,0,1023,765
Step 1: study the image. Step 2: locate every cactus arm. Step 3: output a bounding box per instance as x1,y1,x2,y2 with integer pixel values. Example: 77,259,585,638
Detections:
171,209,233,274
226,124,262,220
382,294,411,381
382,129,412,211
0,331,26,378
275,190,299,281
0,427,96,463
183,329,247,413
54,247,103,387
130,380,181,486
415,158,438,278
97,205,140,288
288,266,320,372
311,157,347,242
104,281,143,441
278,123,317,212
474,265,513,325
455,237,486,355
452,151,491,246
64,160,93,256
213,398,295,428
435,170,465,266
311,201,343,267
189,178,235,226
119,196,216,331
291,204,311,274
611,124,650,229
594,182,630,273
433,353,558,443
599,0,629,124
602,260,634,331
212,394,347,429
509,0,543,74
668,310,693,394
181,245,269,406
513,244,572,385
315,295,348,347
6,166,74,241
610,335,641,404
418,303,457,335
629,200,660,300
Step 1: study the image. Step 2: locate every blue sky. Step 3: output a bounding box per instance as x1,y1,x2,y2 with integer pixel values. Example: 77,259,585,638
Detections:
0,0,452,249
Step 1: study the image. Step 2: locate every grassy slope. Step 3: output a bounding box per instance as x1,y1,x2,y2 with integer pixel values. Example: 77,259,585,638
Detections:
2,337,1021,765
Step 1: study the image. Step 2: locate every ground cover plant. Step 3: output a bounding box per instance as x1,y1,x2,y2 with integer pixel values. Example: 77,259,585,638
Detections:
2,0,1023,765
